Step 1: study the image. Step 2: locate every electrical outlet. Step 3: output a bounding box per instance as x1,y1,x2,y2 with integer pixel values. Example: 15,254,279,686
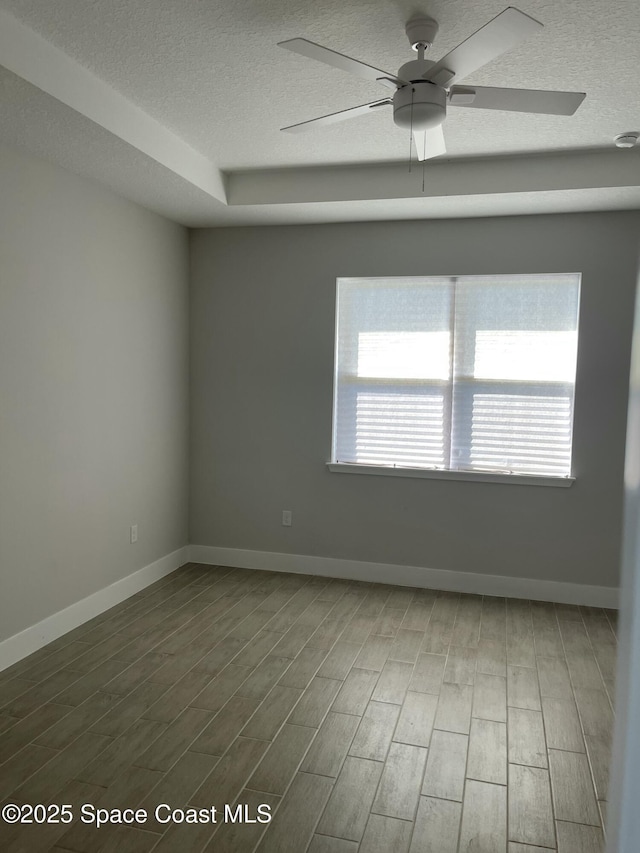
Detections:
130,524,138,543
282,510,292,527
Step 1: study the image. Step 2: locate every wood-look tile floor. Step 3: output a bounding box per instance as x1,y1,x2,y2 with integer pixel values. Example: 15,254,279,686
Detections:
0,564,617,853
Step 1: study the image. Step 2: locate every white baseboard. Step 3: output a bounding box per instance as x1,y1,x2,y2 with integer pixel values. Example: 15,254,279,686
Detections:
0,546,189,673
189,544,619,609
1,542,618,675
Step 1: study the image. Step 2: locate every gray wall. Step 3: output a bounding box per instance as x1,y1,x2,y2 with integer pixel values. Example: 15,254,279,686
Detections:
190,212,640,588
0,142,189,642
609,231,640,851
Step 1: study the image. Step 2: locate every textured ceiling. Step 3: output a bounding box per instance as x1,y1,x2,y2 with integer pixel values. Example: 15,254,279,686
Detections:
0,0,639,224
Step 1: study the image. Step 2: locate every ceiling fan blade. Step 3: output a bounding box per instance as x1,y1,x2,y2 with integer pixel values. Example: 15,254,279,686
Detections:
278,38,406,88
413,125,447,161
281,99,392,133
449,85,586,115
424,7,543,87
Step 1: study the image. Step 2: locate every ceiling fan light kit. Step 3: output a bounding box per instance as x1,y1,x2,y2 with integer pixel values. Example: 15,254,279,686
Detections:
393,82,446,131
278,6,586,162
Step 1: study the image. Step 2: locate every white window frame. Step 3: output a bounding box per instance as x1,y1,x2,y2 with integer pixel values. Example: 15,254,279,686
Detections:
328,274,580,488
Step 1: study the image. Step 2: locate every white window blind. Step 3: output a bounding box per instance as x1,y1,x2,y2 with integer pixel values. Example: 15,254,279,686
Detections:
332,274,580,478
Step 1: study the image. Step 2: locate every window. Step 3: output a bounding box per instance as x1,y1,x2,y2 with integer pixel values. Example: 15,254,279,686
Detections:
331,274,581,481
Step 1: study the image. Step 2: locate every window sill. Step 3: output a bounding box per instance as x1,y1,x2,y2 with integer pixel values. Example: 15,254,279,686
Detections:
327,462,575,488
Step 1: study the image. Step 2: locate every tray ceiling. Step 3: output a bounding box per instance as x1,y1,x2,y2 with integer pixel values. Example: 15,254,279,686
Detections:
1,0,639,225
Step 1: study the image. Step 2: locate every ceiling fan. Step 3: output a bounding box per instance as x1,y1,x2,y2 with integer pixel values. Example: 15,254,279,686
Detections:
278,7,586,160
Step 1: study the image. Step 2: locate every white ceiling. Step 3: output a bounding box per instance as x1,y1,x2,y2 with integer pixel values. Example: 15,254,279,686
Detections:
1,0,639,226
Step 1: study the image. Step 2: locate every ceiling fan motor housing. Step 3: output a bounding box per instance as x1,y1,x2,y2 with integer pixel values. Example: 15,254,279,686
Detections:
393,81,446,130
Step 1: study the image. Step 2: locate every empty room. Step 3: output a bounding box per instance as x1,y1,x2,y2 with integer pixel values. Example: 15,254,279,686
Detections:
1,1,640,852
